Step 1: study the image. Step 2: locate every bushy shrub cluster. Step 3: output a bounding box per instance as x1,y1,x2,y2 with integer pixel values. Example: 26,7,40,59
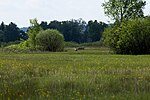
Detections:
103,18,150,54
3,19,65,52
4,29,64,52
36,29,64,52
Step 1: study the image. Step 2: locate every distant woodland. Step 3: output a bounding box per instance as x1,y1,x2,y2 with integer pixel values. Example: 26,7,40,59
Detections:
0,19,108,44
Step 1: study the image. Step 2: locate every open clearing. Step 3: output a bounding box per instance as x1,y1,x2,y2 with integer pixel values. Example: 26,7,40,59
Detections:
0,48,150,99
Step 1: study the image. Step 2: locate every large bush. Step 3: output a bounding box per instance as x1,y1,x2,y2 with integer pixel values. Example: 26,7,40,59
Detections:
103,18,150,55
36,29,64,52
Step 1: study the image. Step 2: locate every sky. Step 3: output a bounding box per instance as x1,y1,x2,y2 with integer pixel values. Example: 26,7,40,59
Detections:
0,0,150,27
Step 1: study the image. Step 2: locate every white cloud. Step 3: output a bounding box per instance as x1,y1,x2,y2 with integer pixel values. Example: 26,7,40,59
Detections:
144,0,150,15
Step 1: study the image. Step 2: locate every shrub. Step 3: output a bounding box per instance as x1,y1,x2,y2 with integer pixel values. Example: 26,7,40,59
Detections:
80,41,103,47
103,26,120,51
35,29,64,52
103,18,150,55
65,42,79,47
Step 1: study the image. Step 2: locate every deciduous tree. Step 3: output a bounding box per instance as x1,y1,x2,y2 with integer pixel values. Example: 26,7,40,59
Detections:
27,19,43,48
102,0,146,23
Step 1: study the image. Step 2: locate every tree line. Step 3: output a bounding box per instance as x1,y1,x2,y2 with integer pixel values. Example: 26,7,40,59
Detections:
39,19,108,43
0,19,108,45
0,22,27,44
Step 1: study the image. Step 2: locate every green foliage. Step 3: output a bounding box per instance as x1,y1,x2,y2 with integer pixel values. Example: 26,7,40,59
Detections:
2,19,65,52
65,42,80,47
103,26,120,50
0,22,27,43
85,20,108,42
4,22,21,42
80,41,103,47
0,19,108,44
39,19,108,43
102,0,146,23
103,18,150,54
36,29,64,51
60,19,86,43
65,41,103,48
3,41,32,53
0,22,5,31
0,22,5,44
0,30,4,42
27,19,43,48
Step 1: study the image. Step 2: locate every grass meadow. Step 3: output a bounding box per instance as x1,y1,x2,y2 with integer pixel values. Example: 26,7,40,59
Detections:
0,48,150,99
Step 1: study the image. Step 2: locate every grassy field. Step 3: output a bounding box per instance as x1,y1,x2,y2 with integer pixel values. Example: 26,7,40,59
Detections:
0,48,150,99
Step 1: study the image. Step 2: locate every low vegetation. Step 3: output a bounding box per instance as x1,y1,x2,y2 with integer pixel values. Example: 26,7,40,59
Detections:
0,48,150,99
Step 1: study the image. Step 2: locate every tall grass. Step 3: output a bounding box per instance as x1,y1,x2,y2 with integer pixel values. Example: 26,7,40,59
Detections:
0,48,150,99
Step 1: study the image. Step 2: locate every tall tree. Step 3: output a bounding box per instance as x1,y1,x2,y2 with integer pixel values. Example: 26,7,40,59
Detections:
61,19,86,43
85,20,108,42
0,22,5,31
40,21,48,30
102,0,146,23
4,22,20,42
48,20,62,31
28,19,43,48
0,22,5,42
0,30,4,42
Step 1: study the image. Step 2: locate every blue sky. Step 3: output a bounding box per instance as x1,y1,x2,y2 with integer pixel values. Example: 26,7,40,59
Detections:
0,0,149,27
